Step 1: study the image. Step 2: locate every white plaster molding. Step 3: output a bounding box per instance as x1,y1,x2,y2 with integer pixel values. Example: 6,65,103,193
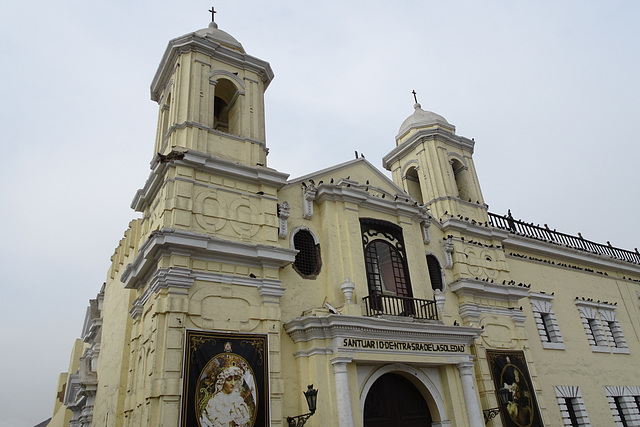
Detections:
151,31,274,102
441,238,454,269
384,128,475,171
449,278,529,303
302,184,317,219
284,314,482,357
278,201,290,239
209,69,246,89
458,303,527,324
129,267,286,318
340,278,356,304
121,228,296,290
132,149,289,212
422,219,431,244
313,184,433,224
504,233,640,276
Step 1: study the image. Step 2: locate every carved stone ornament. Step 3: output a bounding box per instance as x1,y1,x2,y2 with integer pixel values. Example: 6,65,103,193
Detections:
278,201,290,239
442,238,454,269
421,219,431,244
340,277,356,304
302,184,317,219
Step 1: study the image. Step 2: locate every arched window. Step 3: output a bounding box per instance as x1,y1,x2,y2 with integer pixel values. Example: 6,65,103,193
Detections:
450,158,471,201
404,166,424,204
426,254,443,291
365,241,410,296
361,219,412,299
292,229,321,278
213,78,241,135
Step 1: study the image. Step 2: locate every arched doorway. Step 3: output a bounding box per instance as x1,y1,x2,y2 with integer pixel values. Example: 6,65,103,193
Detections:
363,373,433,427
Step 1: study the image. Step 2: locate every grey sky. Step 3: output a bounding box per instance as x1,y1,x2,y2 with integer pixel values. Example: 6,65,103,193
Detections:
1,1,639,425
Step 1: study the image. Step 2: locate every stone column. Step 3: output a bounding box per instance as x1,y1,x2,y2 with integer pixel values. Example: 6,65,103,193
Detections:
331,356,354,427
457,362,484,427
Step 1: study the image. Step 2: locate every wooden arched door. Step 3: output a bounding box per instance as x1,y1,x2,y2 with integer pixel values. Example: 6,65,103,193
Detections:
364,373,433,427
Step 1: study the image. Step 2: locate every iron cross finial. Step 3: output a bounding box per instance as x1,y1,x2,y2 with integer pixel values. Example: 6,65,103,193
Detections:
412,90,418,104
208,7,217,22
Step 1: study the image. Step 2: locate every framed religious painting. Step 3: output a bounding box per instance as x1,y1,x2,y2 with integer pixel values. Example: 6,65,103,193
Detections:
181,330,269,426
486,349,544,427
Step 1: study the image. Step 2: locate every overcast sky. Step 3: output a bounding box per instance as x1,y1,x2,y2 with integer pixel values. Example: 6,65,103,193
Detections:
1,1,639,425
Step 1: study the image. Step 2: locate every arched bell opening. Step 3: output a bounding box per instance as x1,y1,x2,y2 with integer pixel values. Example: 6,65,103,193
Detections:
450,158,472,201
213,78,242,135
405,166,424,205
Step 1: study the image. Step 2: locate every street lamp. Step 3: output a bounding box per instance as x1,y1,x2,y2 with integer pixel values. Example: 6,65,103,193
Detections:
287,385,318,427
483,385,511,424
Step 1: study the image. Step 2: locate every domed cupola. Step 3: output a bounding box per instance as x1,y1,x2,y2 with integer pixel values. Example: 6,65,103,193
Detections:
396,103,456,144
194,21,245,53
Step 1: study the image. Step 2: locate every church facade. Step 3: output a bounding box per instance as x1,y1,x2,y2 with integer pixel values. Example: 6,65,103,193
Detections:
47,19,640,427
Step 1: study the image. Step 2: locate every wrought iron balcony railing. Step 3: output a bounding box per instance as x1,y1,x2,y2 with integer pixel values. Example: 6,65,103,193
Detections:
488,211,640,265
362,292,439,320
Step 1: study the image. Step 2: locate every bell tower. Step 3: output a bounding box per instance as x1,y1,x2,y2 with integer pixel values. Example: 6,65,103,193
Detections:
383,102,488,223
117,17,295,426
150,19,273,167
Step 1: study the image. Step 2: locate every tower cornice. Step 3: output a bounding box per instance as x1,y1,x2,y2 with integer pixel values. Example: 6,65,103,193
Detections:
131,150,289,212
383,128,475,171
151,32,274,102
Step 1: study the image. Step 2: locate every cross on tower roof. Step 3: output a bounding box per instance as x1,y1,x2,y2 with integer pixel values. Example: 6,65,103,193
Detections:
412,90,418,104
208,7,217,22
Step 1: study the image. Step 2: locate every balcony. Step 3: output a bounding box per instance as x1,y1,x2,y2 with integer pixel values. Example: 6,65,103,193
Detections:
488,211,640,265
362,292,439,320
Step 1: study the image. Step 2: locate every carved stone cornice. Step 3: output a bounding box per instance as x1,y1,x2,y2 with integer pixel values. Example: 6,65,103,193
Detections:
449,278,529,303
131,150,289,212
383,128,475,170
151,32,274,102
121,228,296,290
284,314,481,347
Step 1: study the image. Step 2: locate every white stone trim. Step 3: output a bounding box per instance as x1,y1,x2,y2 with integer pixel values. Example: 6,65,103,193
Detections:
575,300,628,354
121,228,296,290
449,278,529,303
209,69,246,90
554,386,591,426
277,201,290,239
604,386,640,426
132,150,289,212
302,183,317,219
284,314,482,357
529,292,564,349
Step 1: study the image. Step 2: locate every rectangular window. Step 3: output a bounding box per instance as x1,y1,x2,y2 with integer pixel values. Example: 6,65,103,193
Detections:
576,301,628,353
541,312,553,342
587,318,605,346
613,396,630,427
530,293,564,350
556,386,590,427
565,397,580,427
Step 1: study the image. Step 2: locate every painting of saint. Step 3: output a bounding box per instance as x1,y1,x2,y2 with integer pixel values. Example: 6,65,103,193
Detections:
181,331,268,427
486,349,544,427
197,353,257,426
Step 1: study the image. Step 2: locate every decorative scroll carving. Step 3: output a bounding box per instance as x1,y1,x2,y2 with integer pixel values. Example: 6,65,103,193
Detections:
442,238,454,269
421,219,431,244
278,201,290,239
302,184,317,219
